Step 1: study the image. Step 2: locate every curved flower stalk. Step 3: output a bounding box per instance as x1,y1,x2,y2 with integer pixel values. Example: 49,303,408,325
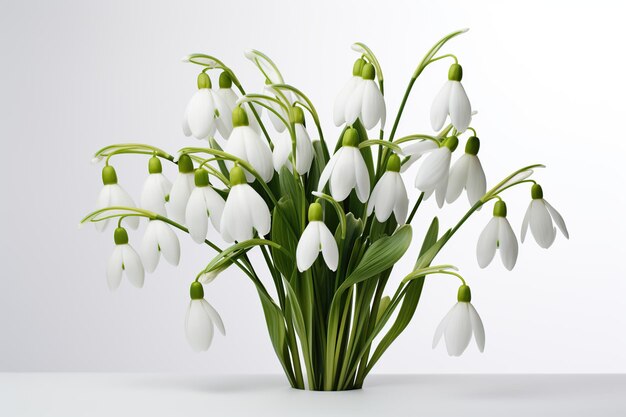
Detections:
272,106,314,175
185,169,225,244
182,72,232,140
431,63,472,133
521,184,569,248
367,154,409,224
185,282,225,351
296,202,339,272
476,201,518,270
95,166,139,231
168,154,195,224
140,156,172,215
107,227,145,290
215,71,262,134
446,136,486,205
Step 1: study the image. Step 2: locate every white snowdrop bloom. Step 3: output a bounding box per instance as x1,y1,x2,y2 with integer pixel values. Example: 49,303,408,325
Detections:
185,169,225,244
413,136,459,208
345,63,386,130
334,58,366,126
317,128,370,203
95,165,139,231
264,85,293,133
400,140,439,172
140,220,180,273
182,72,232,140
521,184,569,249
224,107,274,183
214,71,262,133
185,282,225,352
433,285,485,357
431,64,472,133
272,106,314,175
140,157,172,216
106,227,145,290
476,201,518,271
367,154,409,224
220,166,271,242
296,203,339,272
446,136,487,205
168,154,195,224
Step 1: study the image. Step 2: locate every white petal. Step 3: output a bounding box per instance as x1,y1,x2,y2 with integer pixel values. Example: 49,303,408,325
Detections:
169,173,195,224
330,148,357,202
401,141,438,172
318,222,339,271
272,133,292,172
360,80,383,130
295,124,314,175
216,88,238,111
296,222,321,272
95,185,112,232
544,200,569,239
246,186,271,237
430,81,452,131
449,81,472,133
317,150,340,192
476,217,499,268
243,127,274,182
520,201,532,243
334,77,359,126
201,299,225,336
345,80,365,126
433,305,454,349
185,188,209,244
415,147,450,191
185,300,214,351
446,154,470,204
106,246,124,290
444,303,472,356
434,169,449,208
140,175,168,216
121,244,145,288
465,155,487,205
352,148,370,203
140,221,160,273
211,91,233,139
202,186,225,232
529,200,556,248
393,174,409,224
109,184,139,229
497,217,518,271
468,303,485,353
372,173,396,222
222,186,253,242
155,221,180,266
186,89,216,139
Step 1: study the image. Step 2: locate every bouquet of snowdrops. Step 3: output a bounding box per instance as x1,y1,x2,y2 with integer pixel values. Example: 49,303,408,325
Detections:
82,29,568,391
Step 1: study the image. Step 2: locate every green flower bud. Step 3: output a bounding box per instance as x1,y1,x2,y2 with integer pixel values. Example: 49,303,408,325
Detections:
291,106,305,125
190,281,204,300
218,71,232,89
352,58,365,77
493,200,507,217
361,63,376,80
113,227,129,245
457,285,471,302
177,154,194,173
465,136,480,155
342,127,359,147
443,136,459,152
232,106,249,127
197,72,211,89
229,165,247,186
194,169,209,187
308,202,323,222
448,64,463,82
148,156,162,174
102,165,118,185
386,154,401,172
531,184,543,200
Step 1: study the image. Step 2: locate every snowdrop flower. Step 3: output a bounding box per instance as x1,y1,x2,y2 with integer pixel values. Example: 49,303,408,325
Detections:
95,165,139,231
400,140,439,172
214,71,261,133
182,72,232,140
521,184,569,248
446,136,486,205
168,154,195,224
433,285,485,357
262,84,293,134
333,58,365,126
296,202,339,272
106,227,145,290
367,154,409,224
185,169,225,244
220,166,271,242
140,156,172,216
140,220,180,273
185,282,225,352
476,201,518,271
224,107,274,183
317,128,370,203
431,64,472,133
414,136,459,208
345,63,386,130
272,106,314,175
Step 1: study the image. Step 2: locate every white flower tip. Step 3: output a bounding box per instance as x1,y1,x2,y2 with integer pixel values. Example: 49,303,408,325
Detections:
243,49,257,60
77,222,85,230
350,43,366,54
471,110,478,116
311,191,323,198
181,55,191,63
460,28,470,33
91,156,103,164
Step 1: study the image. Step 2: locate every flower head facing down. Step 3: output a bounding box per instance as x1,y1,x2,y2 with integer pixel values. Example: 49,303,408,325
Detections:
476,201,519,271
333,58,365,126
214,71,262,133
413,136,459,208
296,202,339,272
140,220,180,273
185,169,225,244
168,154,195,224
317,128,370,203
220,166,271,242
446,136,487,206
431,64,472,133
182,72,232,140
367,154,409,224
106,227,145,290
140,156,172,216
185,282,225,352
521,184,569,248
433,285,485,357
344,63,386,130
96,165,139,231
272,106,314,175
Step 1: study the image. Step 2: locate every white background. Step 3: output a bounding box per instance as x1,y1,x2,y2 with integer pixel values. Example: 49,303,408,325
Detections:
1,0,625,375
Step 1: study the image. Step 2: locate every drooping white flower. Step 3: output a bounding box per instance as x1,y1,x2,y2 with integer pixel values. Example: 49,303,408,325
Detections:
182,72,232,140
412,136,459,208
140,156,172,216
220,166,271,242
224,107,274,183
272,106,314,175
214,71,262,133
296,202,339,272
317,127,370,203
334,58,366,126
367,154,409,224
400,140,439,172
476,201,518,271
446,136,487,205
168,154,195,224
140,220,180,273
185,282,225,352
521,184,569,248
431,64,472,133
345,63,386,130
433,285,485,357
185,169,225,244
106,227,145,290
95,165,139,231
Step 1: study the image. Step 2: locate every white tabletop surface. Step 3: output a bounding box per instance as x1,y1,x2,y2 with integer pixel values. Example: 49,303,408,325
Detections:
1,373,624,416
